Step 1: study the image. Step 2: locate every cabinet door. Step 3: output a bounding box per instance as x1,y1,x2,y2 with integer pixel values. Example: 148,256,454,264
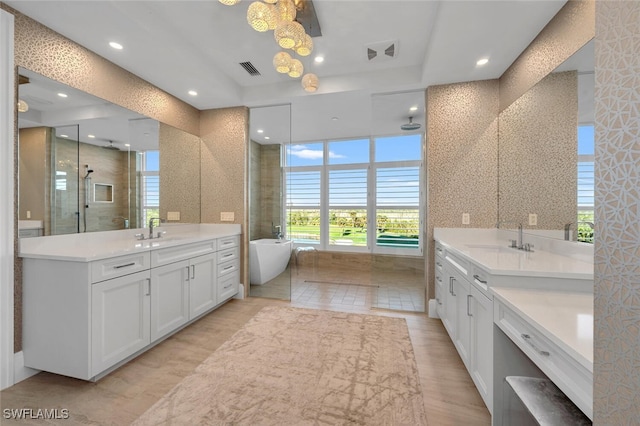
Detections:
454,274,471,369
443,275,457,339
91,270,151,377
150,260,190,342
469,284,493,413
189,253,217,319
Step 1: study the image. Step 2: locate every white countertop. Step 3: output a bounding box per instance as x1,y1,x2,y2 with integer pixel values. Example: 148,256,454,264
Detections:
434,228,593,280
491,287,593,372
19,224,241,262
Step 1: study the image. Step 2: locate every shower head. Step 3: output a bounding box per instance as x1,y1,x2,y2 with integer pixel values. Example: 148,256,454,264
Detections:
400,116,421,131
84,165,94,178
102,141,121,151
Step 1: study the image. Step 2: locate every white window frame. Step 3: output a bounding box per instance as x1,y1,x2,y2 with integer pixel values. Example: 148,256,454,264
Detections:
284,134,424,257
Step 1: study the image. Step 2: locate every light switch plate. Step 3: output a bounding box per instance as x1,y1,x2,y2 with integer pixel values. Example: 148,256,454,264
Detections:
529,213,537,226
462,213,470,225
167,211,180,221
221,212,235,222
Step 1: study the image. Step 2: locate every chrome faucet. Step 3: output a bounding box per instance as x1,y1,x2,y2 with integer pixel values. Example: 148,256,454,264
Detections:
274,225,282,240
496,220,527,251
148,217,162,239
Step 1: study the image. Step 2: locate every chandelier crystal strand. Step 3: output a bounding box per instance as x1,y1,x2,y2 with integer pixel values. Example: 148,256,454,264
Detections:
288,59,304,78
219,0,241,5
275,20,305,49
247,1,274,32
295,33,313,56
273,51,293,73
301,73,318,92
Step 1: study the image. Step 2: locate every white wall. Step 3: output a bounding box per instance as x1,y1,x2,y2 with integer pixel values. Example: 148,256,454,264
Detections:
0,8,15,390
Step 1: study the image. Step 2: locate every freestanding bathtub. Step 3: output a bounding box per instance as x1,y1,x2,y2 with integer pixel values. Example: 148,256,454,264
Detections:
249,239,293,285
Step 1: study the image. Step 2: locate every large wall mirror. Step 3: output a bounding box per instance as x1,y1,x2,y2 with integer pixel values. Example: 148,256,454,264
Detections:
498,39,594,243
17,67,160,237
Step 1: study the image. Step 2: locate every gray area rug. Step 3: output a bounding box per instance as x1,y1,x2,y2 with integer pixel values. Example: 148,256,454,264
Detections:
133,306,427,425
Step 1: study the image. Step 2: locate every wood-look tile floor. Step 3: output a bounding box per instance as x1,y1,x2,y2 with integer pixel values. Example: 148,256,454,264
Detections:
0,297,490,425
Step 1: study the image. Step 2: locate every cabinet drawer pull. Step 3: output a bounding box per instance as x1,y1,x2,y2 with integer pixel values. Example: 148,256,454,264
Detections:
467,294,473,316
113,262,135,269
223,265,234,271
145,278,151,296
521,333,550,356
436,276,442,283
473,274,487,284
223,283,233,289
191,265,196,280
436,261,442,268
449,277,456,296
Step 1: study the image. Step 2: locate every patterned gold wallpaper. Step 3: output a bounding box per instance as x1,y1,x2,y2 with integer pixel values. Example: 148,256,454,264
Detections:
499,0,595,112
200,107,250,290
5,6,200,135
594,1,640,422
159,123,201,224
426,80,499,299
498,71,578,229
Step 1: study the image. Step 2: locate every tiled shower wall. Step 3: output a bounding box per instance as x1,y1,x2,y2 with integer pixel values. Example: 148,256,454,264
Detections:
594,0,640,422
250,141,282,241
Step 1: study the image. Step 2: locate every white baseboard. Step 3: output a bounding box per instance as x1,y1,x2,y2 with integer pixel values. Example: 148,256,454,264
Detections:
13,352,40,384
233,283,245,300
427,299,440,319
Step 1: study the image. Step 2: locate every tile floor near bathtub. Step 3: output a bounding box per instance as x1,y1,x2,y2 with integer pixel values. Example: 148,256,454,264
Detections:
250,261,426,312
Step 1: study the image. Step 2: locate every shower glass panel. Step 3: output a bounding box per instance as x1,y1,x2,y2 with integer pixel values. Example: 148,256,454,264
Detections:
248,104,292,300
51,125,80,235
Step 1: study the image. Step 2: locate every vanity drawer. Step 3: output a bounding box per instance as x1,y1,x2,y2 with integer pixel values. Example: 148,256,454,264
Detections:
217,246,239,265
91,252,150,283
217,259,239,278
217,235,239,251
444,250,470,279
435,241,445,259
151,240,216,267
470,265,492,298
494,300,592,419
218,270,240,301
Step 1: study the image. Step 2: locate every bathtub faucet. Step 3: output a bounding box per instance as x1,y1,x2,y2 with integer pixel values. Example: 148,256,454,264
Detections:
274,225,282,240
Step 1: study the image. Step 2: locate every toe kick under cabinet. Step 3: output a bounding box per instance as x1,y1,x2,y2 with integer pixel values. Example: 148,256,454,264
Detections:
22,235,240,381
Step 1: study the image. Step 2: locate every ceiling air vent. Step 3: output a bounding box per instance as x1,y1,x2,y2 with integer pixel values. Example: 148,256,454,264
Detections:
365,40,399,63
239,61,261,76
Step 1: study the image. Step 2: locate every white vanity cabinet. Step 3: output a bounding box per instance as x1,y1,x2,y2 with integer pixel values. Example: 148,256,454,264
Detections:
437,245,493,414
91,269,151,376
22,231,241,381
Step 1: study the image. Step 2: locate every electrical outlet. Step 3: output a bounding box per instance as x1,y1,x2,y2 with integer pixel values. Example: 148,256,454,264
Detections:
529,213,537,226
221,212,235,222
167,211,180,221
462,213,470,225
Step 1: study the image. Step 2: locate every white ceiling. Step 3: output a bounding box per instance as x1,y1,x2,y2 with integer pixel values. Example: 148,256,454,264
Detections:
8,0,568,144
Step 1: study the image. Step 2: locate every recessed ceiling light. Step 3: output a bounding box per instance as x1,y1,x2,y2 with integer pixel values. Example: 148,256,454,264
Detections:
476,58,489,66
109,41,123,50
88,134,95,139
410,106,418,112
314,56,324,63
257,129,264,133
188,90,198,96
125,143,130,147
331,117,339,121
60,134,68,138
57,92,68,98
265,136,270,140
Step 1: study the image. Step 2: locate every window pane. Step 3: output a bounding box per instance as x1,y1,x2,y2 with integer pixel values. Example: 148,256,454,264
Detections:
375,134,421,162
329,169,367,247
376,167,420,207
328,139,369,164
329,209,367,247
288,209,320,244
145,150,160,171
376,209,420,248
286,143,323,166
286,171,320,207
578,125,594,155
577,161,594,208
